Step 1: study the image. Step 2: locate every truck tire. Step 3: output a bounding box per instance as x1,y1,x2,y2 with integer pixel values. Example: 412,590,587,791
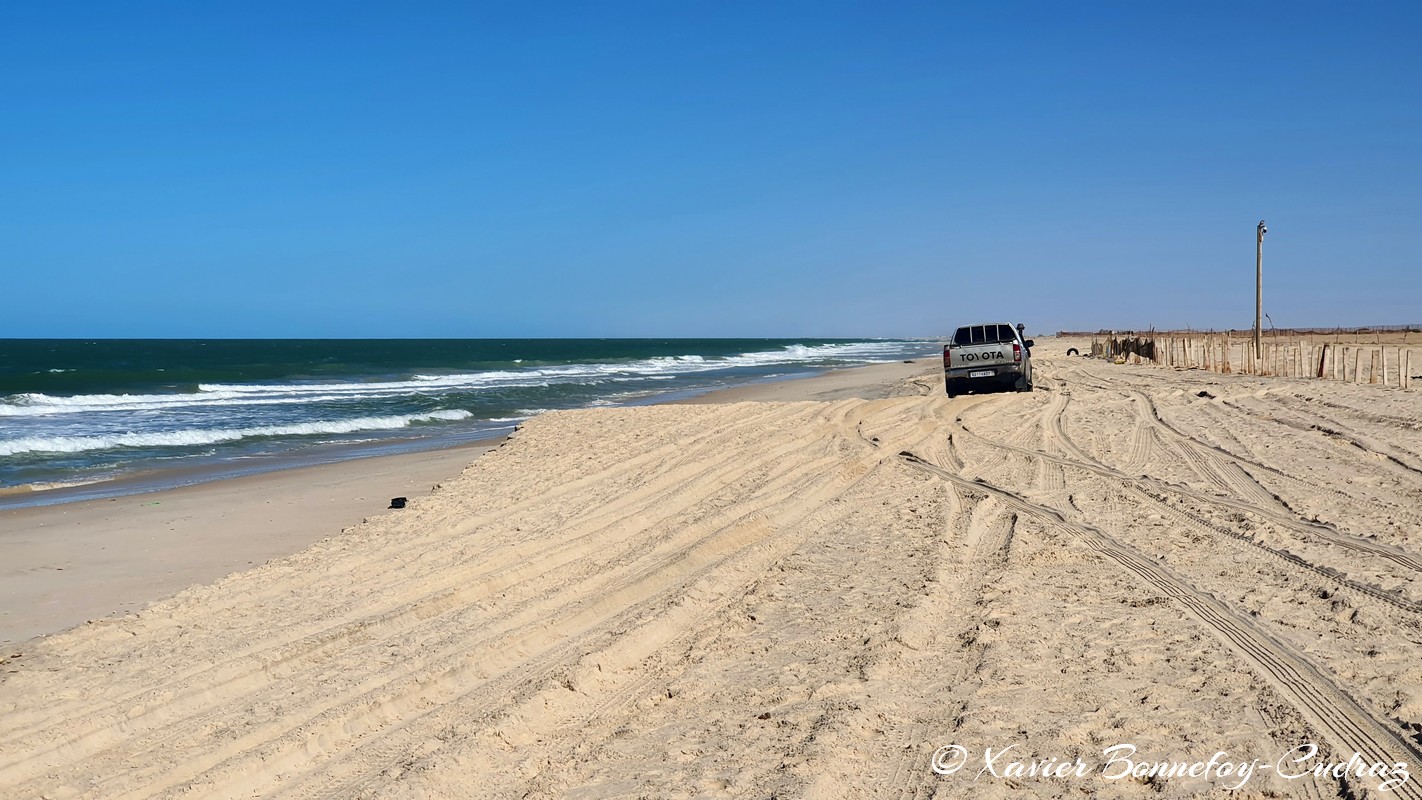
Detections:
1066,348,1079,356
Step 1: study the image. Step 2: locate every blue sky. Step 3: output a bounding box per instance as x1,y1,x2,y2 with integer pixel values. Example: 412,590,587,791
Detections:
2,2,1418,338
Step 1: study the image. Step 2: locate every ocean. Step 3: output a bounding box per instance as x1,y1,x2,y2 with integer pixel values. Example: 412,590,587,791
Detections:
0,338,938,506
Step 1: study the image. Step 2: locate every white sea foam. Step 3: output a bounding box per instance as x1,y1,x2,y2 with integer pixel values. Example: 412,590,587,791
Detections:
0,391,367,416
0,477,109,495
0,410,473,456
0,341,926,419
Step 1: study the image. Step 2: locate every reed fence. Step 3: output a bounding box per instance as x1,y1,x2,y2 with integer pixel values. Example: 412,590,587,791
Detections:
1089,332,1416,389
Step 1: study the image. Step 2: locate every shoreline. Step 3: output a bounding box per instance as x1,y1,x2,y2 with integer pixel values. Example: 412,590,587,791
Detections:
0,357,941,644
0,440,501,645
0,357,940,513
0,427,517,512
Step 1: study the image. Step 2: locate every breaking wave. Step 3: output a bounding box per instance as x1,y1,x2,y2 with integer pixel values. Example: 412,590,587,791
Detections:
0,410,472,456
0,341,914,418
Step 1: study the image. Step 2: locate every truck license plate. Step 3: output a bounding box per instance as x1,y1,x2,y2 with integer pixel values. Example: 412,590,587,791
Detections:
969,370,993,378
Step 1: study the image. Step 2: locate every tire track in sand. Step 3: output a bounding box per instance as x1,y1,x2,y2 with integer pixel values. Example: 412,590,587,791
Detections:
1019,394,1422,578
955,420,1422,607
204,417,888,800
0,406,839,782
0,403,815,749
897,450,1422,800
0,406,874,798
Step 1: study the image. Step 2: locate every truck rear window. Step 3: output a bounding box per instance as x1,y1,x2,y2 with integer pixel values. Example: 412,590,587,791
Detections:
953,325,1016,346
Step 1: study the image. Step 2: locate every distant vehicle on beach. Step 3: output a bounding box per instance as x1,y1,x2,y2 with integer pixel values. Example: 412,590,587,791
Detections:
943,322,1034,397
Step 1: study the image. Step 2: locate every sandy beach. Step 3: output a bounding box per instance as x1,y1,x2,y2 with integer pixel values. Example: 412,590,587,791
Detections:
3,341,1422,798
0,442,501,646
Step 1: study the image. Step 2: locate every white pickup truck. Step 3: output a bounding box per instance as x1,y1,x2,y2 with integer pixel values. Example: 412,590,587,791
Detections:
943,322,1034,397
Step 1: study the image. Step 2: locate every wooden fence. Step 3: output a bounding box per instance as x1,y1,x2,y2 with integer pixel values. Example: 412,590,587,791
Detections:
1141,334,1415,389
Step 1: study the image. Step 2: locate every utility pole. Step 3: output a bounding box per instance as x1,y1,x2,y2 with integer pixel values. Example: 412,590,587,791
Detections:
1255,219,1267,359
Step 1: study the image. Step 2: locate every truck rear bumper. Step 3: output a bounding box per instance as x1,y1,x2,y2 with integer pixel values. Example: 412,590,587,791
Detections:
947,364,1022,380
945,364,1024,393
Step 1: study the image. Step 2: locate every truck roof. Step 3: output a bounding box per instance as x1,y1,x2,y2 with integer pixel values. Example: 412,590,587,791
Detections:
953,323,1019,346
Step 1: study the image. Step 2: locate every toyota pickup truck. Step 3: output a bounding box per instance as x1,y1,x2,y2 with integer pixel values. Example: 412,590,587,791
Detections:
943,322,1034,396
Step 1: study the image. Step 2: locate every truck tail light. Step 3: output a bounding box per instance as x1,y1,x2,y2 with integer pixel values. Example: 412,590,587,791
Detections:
1013,343,1022,363
944,345,951,367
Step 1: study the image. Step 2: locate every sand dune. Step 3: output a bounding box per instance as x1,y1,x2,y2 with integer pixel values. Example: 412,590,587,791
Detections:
3,348,1422,798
